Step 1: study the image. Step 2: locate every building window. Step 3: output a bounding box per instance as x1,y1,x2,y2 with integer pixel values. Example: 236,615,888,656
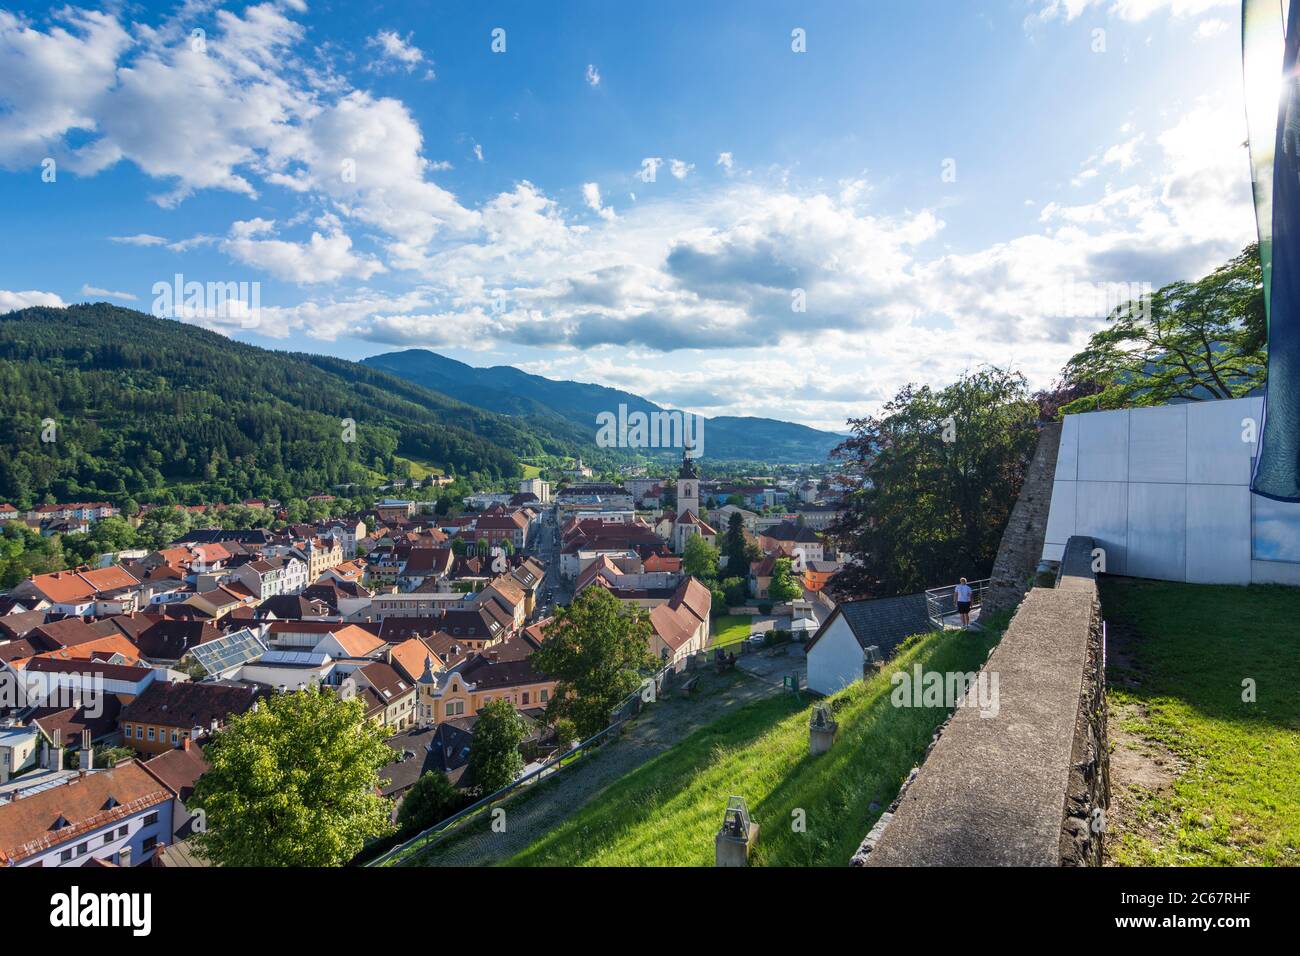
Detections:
135,726,143,739
60,849,72,863
522,692,529,705
76,842,88,856
141,836,157,853
143,812,159,826
147,728,155,741
118,825,128,837
172,730,180,744
540,689,549,702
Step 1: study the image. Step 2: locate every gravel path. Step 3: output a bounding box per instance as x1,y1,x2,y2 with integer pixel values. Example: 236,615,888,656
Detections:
407,668,781,866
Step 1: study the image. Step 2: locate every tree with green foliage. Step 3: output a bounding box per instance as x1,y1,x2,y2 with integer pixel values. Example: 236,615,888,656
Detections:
828,367,1039,599
0,522,66,588
187,689,394,867
767,557,803,603
1056,244,1266,415
721,511,748,574
468,699,527,795
0,303,554,508
396,771,461,834
534,586,655,738
134,506,195,551
60,516,141,565
682,533,719,581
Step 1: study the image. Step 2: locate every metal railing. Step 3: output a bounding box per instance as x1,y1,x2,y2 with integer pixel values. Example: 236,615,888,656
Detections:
366,660,676,867
924,578,990,629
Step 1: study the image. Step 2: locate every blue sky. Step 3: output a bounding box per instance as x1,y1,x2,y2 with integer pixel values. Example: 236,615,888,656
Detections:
0,0,1258,430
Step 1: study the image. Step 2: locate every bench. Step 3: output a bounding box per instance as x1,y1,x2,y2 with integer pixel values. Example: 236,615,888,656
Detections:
679,676,699,695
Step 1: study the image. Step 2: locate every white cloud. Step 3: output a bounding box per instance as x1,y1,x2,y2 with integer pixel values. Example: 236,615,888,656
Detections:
1195,17,1228,40
669,159,694,180
1,6,476,273
220,216,386,283
716,151,734,172
1034,0,1235,22
0,8,131,168
366,30,428,74
109,233,168,246
81,284,137,300
1101,135,1144,170
582,182,617,220
585,63,601,86
0,289,65,312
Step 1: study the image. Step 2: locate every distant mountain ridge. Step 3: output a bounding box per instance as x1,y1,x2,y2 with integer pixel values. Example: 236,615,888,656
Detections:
362,349,843,462
0,304,595,506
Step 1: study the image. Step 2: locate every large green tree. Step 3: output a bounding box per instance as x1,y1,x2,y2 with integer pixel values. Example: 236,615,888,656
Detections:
828,367,1040,599
396,772,462,834
720,511,754,574
767,557,803,603
1056,244,1266,415
468,700,526,795
533,586,655,738
682,533,719,580
188,689,394,867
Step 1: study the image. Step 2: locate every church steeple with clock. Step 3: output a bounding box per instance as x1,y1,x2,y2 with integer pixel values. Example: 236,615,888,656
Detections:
671,449,714,554
676,449,699,519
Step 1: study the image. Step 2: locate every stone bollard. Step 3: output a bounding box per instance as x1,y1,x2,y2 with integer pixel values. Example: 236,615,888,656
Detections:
809,705,838,755
715,796,758,866
715,821,759,867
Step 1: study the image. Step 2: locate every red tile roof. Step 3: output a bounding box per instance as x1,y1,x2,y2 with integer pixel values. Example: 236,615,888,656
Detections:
0,761,173,865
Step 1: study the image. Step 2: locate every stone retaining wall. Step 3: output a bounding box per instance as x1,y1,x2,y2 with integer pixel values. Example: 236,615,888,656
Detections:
853,535,1108,866
981,422,1062,618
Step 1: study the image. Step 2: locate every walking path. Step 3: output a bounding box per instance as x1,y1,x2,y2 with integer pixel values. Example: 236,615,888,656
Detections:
408,668,780,866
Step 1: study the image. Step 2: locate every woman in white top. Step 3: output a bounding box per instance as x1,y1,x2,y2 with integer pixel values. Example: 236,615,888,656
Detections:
954,577,973,627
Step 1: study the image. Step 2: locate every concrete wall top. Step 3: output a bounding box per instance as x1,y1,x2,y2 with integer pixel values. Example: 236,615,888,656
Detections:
859,536,1100,866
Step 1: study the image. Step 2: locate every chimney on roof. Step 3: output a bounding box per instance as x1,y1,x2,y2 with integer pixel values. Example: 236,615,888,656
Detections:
80,728,93,771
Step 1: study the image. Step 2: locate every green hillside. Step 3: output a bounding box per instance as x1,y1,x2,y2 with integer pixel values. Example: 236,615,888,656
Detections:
503,623,1003,867
364,348,843,462
0,303,587,507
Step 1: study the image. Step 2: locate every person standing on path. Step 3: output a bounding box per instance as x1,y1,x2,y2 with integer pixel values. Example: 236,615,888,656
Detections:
954,577,973,627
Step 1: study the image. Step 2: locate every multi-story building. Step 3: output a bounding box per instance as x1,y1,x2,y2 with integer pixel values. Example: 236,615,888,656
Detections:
120,681,267,756
0,759,175,867
415,638,556,726
518,477,552,504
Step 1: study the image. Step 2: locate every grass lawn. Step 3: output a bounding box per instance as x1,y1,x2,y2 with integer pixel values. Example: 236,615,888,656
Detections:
390,456,444,480
504,623,1002,866
1101,577,1300,866
519,463,543,479
710,614,754,649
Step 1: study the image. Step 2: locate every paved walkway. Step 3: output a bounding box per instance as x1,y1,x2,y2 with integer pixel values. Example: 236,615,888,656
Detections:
736,643,807,690
408,668,780,866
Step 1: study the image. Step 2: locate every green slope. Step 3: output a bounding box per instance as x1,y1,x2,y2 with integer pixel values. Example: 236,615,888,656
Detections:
505,624,1003,866
0,303,585,507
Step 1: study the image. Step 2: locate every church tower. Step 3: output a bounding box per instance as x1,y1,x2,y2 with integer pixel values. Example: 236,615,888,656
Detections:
671,449,714,555
676,449,699,519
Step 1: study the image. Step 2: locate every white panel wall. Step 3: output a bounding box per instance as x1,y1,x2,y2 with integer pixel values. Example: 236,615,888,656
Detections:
1186,485,1251,585
1042,396,1290,585
1074,481,1129,575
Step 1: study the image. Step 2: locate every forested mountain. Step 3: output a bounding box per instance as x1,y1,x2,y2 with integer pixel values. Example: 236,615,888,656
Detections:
364,349,843,462
0,304,589,508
